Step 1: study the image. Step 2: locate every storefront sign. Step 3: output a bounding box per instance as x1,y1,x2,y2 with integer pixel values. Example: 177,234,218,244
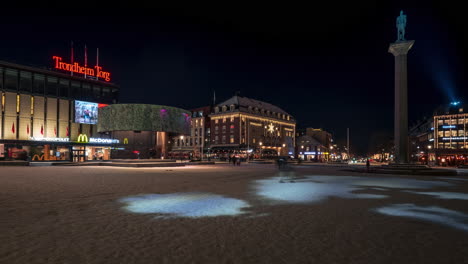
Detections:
442,125,456,129
89,138,119,144
442,137,468,141
76,134,118,144
77,134,89,143
53,56,111,81
30,137,70,142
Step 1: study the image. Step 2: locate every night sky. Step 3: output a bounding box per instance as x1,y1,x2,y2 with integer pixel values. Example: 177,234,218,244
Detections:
1,3,467,155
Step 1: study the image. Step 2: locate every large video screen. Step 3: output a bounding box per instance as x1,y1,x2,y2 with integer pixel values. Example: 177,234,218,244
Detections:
74,100,98,124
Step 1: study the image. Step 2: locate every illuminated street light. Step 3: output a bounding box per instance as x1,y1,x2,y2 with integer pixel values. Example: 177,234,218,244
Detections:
282,143,286,147
259,142,263,146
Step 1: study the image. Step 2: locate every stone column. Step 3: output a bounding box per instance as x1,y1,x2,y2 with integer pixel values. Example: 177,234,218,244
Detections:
388,40,414,164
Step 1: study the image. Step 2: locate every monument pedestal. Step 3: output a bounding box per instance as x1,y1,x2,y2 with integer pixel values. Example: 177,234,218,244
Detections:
389,40,414,164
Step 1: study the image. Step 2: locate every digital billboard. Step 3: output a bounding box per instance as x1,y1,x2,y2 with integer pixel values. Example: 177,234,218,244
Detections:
74,100,98,124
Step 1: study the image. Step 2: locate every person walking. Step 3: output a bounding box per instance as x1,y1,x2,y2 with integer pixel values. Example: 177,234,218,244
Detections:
232,155,237,166
366,158,370,172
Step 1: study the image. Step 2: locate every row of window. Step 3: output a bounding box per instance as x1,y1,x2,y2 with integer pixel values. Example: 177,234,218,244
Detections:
214,125,235,134
437,142,468,149
214,105,292,121
213,135,235,144
191,118,204,127
0,67,118,103
436,118,468,125
214,117,235,124
437,130,467,137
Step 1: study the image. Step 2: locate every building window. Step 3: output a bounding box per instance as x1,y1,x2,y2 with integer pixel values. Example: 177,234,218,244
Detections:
253,138,256,143
93,85,101,99
5,68,18,91
33,74,45,94
215,126,219,134
222,135,226,144
215,119,219,124
230,125,235,133
230,105,235,111
222,125,226,133
19,71,32,93
230,116,234,122
0,67,3,90
82,83,91,99
215,135,218,143
215,107,219,113
223,118,226,123
222,106,227,112
230,135,234,143
59,79,69,98
46,76,58,96
195,129,198,136
71,81,81,98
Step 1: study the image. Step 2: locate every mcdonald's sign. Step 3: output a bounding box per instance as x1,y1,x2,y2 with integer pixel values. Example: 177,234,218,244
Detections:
77,134,89,143
123,138,129,144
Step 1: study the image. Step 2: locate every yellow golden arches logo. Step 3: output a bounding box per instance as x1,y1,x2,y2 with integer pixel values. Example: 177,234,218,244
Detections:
123,138,129,144
77,134,89,143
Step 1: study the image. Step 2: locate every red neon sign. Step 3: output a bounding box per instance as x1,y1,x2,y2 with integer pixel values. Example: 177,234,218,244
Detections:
53,56,111,82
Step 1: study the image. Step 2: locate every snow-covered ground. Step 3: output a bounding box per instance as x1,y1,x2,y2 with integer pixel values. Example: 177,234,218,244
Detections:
1,164,468,264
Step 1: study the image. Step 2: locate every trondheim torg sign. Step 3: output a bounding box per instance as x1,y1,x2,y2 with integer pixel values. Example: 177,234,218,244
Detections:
30,137,119,144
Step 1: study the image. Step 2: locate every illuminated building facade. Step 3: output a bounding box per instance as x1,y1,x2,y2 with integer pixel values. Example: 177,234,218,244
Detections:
98,104,191,159
0,59,119,161
431,103,468,165
169,106,212,159
295,128,333,161
209,95,295,158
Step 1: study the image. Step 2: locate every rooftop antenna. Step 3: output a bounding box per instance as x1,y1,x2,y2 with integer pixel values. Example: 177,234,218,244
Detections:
96,47,99,81
70,41,74,76
213,90,216,106
84,44,88,79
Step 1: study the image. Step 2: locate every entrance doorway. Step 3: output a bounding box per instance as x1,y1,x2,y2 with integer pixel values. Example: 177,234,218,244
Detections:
72,146,86,162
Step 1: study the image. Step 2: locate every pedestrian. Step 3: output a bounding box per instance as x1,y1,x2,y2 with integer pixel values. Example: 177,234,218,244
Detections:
366,158,370,172
232,156,237,166
236,156,241,166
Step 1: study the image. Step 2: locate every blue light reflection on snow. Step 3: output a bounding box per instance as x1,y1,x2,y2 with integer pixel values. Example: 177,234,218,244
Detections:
375,204,468,232
405,191,468,200
253,176,388,203
252,175,453,204
119,193,250,218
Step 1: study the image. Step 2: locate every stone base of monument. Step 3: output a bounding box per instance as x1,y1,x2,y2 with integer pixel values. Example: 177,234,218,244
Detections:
347,163,457,176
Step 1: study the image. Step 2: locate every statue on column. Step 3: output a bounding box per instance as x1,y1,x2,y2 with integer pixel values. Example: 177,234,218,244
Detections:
396,10,407,42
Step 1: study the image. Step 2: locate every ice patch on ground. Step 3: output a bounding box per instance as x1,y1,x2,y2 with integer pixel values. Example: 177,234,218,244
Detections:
253,176,387,203
119,193,250,218
405,191,468,200
252,175,453,204
375,204,468,232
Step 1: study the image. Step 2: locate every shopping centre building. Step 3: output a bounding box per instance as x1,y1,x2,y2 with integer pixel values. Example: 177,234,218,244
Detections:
0,58,119,161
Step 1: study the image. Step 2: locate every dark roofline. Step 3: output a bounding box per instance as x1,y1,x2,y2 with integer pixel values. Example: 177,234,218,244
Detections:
216,95,292,116
0,60,119,88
